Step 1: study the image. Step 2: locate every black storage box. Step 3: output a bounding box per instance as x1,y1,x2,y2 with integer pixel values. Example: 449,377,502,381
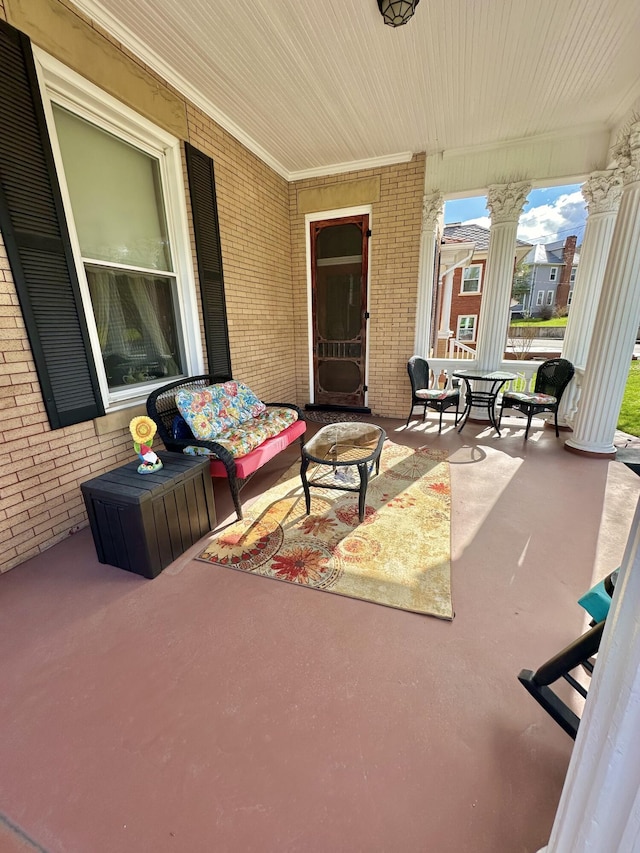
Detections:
81,452,216,578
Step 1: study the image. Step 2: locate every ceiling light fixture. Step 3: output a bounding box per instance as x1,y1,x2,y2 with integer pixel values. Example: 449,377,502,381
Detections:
377,0,421,27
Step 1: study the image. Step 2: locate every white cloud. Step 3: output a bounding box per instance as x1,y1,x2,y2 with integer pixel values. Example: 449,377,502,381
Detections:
461,216,491,230
459,190,586,245
517,191,586,243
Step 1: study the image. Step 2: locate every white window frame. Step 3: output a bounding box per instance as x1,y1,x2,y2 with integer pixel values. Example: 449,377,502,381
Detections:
33,49,203,412
549,267,558,281
461,264,482,294
456,314,477,342
536,290,544,307
546,290,554,306
568,290,574,306
570,267,577,283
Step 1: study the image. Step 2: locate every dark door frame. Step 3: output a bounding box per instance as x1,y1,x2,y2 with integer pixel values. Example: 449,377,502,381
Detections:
306,206,371,409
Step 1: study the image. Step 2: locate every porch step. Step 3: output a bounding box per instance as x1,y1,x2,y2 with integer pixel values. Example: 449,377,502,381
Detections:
616,447,640,477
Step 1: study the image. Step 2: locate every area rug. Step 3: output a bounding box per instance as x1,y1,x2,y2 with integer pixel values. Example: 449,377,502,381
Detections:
197,442,453,619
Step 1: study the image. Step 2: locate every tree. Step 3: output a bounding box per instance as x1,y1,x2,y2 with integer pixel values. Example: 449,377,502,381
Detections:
507,325,537,360
512,259,533,305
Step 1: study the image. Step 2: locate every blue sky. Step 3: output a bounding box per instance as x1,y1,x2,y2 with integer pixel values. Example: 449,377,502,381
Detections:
444,184,586,245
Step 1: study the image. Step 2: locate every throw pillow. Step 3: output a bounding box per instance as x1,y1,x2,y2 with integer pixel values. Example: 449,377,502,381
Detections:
234,382,267,424
175,383,237,441
171,414,193,440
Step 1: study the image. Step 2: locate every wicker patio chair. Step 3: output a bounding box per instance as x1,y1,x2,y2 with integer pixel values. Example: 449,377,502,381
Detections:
498,357,575,440
405,355,460,433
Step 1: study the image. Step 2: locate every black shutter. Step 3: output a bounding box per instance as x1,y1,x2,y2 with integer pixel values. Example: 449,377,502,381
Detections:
184,142,232,380
0,20,104,428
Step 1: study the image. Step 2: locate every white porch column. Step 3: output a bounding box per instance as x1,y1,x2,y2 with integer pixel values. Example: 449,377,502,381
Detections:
414,190,443,357
475,182,531,370
437,268,455,349
537,495,640,853
565,122,640,457
559,170,623,426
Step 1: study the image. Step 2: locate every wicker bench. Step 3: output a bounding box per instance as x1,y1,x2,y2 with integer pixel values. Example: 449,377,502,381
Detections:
147,375,306,520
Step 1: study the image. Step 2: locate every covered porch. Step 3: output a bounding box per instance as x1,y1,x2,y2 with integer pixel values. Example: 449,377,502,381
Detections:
2,1,640,851
1,419,639,853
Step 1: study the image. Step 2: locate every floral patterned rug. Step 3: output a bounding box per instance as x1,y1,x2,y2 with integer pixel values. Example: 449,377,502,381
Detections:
197,442,453,619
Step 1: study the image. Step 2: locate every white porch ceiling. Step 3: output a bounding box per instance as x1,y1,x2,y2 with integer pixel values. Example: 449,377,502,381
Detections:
72,0,640,180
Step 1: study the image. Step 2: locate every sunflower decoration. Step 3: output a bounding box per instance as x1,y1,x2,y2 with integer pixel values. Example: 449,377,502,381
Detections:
129,416,163,474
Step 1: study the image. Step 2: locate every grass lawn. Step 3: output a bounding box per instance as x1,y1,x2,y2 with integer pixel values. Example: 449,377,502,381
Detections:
618,361,640,437
511,317,568,328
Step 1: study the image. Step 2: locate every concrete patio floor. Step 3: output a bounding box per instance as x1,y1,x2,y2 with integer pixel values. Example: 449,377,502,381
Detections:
1,414,638,853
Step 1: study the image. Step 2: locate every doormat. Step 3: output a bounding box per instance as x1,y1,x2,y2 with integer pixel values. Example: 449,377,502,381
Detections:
197,441,453,619
304,410,369,424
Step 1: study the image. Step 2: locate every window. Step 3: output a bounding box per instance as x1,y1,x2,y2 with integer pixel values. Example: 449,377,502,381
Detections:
461,265,482,294
549,267,558,281
36,51,203,409
570,267,577,283
536,291,544,306
457,315,477,342
546,290,554,306
568,290,573,306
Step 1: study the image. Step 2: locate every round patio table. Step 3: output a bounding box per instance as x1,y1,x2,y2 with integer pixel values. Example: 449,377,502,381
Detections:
300,422,386,522
452,369,518,435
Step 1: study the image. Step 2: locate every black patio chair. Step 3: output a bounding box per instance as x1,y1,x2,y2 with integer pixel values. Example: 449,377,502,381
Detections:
498,357,575,440
405,355,460,433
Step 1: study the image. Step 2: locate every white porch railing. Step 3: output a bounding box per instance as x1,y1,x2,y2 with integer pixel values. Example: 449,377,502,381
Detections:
448,338,476,359
428,354,541,394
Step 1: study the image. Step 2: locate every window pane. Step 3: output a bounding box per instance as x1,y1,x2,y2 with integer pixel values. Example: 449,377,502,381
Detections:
317,265,361,340
86,265,182,389
317,223,362,259
53,106,172,271
462,266,480,292
458,316,475,340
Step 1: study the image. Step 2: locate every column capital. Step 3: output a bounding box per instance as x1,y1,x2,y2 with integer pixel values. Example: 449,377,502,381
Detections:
486,181,531,224
422,190,444,231
612,119,640,185
582,169,624,215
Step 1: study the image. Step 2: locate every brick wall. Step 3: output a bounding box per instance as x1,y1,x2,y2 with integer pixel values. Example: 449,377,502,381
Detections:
289,156,426,419
185,104,295,403
449,262,486,341
0,1,295,572
1,1,427,572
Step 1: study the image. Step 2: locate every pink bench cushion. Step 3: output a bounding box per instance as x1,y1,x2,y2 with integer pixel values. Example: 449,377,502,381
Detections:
208,418,306,479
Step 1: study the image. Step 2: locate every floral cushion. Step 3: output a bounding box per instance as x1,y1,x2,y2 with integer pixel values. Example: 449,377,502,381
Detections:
184,407,299,459
233,383,268,423
504,391,557,405
415,388,458,401
175,381,267,441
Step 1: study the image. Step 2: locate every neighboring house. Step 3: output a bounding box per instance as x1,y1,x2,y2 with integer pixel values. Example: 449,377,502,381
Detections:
514,235,579,317
435,223,531,355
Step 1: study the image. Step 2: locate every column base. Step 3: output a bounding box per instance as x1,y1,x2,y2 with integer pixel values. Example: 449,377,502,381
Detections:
564,439,616,458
